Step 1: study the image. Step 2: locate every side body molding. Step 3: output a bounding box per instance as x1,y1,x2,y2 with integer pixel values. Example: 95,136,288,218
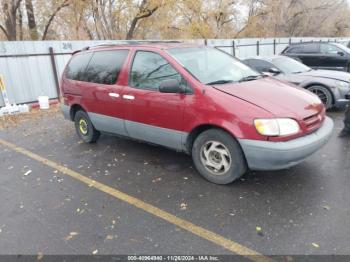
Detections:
88,112,188,151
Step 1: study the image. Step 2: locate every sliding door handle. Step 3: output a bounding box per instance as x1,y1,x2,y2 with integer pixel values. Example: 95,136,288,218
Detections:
108,93,120,98
123,95,135,100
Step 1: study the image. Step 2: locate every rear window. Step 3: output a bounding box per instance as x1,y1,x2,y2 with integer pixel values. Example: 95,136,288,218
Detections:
84,50,129,85
65,50,129,85
65,52,93,81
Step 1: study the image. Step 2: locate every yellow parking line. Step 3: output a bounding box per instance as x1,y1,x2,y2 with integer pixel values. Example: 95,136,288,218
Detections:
0,138,275,262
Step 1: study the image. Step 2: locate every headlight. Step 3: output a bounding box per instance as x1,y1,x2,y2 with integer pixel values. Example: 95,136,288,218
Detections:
335,81,348,88
254,118,300,136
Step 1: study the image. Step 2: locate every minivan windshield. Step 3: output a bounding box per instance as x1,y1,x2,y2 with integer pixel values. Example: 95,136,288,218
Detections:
167,47,261,85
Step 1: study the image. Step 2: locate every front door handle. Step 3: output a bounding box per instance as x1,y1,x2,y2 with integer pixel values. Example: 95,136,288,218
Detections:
109,92,120,98
123,95,135,100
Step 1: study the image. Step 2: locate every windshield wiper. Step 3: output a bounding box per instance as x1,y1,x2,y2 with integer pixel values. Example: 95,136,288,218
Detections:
206,80,234,85
238,75,262,82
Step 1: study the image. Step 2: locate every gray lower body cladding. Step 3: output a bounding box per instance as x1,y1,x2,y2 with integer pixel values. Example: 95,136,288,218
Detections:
61,104,334,171
61,104,188,152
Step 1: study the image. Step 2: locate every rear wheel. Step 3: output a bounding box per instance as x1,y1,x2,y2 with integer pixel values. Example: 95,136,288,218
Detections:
192,129,247,184
306,85,333,110
74,110,100,143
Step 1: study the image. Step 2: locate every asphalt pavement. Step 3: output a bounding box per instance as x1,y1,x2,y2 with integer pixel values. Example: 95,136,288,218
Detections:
0,107,349,260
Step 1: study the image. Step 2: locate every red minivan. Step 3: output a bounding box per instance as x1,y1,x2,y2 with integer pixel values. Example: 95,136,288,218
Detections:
60,43,334,184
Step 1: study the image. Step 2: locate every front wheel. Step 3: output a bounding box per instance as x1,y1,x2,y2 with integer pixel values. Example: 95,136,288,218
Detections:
74,110,100,143
192,129,247,184
306,85,333,110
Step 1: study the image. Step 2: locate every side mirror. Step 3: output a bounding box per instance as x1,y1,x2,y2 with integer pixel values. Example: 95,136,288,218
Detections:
338,51,345,56
159,79,183,93
268,67,281,75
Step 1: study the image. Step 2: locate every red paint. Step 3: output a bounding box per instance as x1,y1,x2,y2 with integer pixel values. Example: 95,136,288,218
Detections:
60,44,325,142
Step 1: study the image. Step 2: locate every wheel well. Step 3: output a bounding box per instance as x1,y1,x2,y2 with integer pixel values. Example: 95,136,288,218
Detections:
304,83,334,105
186,124,233,153
70,104,85,121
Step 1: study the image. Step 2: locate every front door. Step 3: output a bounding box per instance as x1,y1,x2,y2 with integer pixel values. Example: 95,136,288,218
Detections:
320,43,348,71
122,50,189,150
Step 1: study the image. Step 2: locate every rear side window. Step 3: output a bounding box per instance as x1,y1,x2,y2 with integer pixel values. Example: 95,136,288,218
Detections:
286,44,319,54
84,50,129,85
301,44,319,53
65,52,93,81
130,51,182,90
285,46,303,54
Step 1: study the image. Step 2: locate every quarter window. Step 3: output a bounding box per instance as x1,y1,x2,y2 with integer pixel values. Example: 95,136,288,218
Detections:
130,51,182,90
65,52,93,81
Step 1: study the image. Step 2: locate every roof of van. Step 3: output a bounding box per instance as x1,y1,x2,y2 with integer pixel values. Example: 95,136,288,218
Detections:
78,41,202,53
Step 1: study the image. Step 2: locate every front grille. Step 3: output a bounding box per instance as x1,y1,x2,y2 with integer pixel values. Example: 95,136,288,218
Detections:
303,112,323,133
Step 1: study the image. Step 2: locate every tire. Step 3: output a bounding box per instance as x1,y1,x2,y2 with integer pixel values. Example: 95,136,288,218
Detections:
192,129,247,185
306,85,333,110
74,110,100,143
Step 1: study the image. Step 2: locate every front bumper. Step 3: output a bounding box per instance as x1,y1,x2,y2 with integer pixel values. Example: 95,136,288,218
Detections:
238,117,334,171
335,97,350,107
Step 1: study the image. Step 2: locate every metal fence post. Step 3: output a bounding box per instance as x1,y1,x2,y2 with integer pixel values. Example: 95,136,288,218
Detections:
232,40,236,56
49,47,60,100
273,39,276,54
256,41,260,56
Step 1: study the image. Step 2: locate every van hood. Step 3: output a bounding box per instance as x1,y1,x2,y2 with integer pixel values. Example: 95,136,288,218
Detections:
212,77,323,119
299,69,350,82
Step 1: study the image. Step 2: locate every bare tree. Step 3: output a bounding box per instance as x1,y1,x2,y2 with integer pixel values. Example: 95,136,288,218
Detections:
42,0,70,40
126,0,160,40
1,0,22,40
25,0,38,40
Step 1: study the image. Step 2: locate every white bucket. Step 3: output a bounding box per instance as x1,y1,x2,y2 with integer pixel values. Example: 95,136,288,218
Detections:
38,96,49,109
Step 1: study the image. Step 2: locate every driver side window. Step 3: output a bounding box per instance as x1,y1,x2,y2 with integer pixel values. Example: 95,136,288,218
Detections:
130,51,183,91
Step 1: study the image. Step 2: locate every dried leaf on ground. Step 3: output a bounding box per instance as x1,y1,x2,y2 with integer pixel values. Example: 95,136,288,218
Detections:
0,105,59,129
65,232,78,241
106,235,114,240
256,226,264,236
312,243,320,248
23,170,32,176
